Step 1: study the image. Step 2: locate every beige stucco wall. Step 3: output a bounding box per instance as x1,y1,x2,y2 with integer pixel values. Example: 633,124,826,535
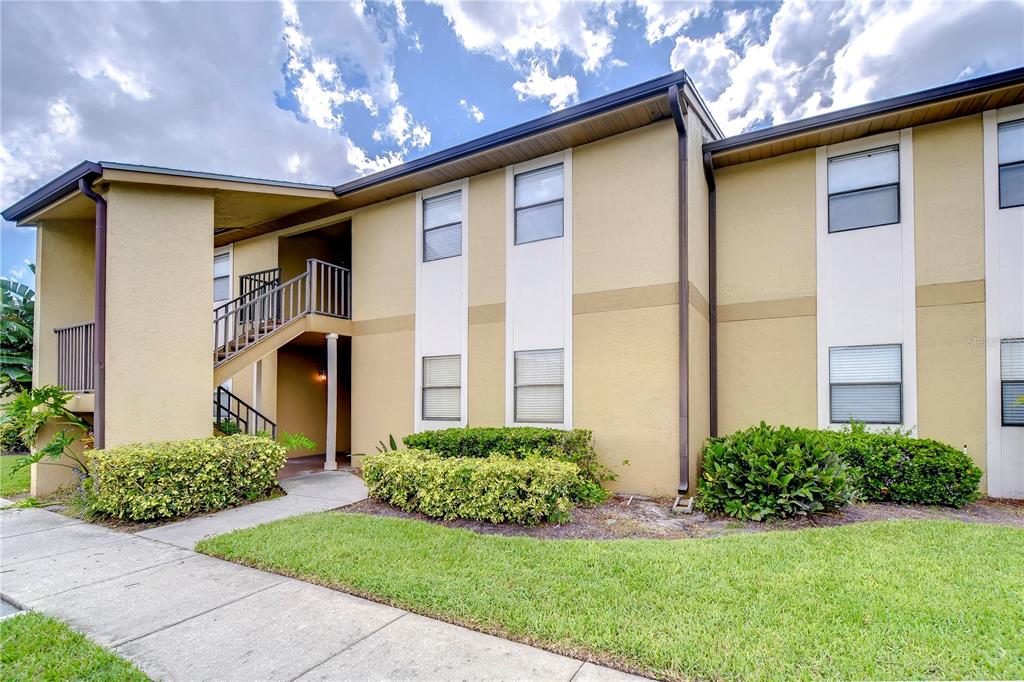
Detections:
104,183,214,446
33,219,95,389
350,197,416,458
276,343,350,457
467,170,506,426
715,150,817,433
572,120,683,495
914,115,985,286
912,114,987,489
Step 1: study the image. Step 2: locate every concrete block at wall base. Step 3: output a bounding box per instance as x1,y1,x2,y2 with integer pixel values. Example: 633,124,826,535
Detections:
30,459,81,498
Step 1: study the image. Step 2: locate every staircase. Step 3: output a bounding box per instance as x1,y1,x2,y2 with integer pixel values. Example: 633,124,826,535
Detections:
213,258,351,368
214,385,277,437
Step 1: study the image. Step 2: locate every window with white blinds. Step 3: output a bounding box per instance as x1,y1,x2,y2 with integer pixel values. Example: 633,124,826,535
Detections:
423,191,462,261
827,146,900,232
1002,338,1024,426
422,355,460,420
829,344,902,424
514,349,564,423
515,164,563,245
213,253,231,302
998,120,1024,209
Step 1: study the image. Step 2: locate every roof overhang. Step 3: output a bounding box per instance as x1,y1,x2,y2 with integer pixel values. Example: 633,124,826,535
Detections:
705,67,1024,168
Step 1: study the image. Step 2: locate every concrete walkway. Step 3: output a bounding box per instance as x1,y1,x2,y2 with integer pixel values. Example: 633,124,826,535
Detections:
0,475,647,681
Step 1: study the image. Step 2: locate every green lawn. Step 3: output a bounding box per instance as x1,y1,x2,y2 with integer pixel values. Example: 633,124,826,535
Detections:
200,513,1024,682
0,612,148,681
0,457,30,497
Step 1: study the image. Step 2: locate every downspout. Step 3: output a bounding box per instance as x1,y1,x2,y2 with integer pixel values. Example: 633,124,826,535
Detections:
702,152,718,438
668,84,689,495
78,178,106,450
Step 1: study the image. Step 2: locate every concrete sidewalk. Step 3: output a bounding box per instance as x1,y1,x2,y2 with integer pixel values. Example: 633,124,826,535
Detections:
0,479,647,681
136,470,366,549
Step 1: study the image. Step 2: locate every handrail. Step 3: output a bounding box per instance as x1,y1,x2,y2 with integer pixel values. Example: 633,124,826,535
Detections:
214,385,276,437
214,268,280,321
213,259,351,367
54,321,95,393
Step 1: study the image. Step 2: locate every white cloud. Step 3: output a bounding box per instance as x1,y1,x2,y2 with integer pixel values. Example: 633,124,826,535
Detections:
76,58,152,101
635,0,709,42
459,98,485,123
430,0,614,72
513,63,579,111
373,103,431,149
665,0,1024,135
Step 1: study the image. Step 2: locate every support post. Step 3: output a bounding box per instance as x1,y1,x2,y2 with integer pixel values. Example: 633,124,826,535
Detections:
324,333,338,470
252,359,263,434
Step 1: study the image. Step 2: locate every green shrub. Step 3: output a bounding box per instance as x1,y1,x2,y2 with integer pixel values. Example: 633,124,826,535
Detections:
88,435,286,521
402,426,612,486
0,420,27,453
697,423,852,521
363,450,580,525
817,426,982,507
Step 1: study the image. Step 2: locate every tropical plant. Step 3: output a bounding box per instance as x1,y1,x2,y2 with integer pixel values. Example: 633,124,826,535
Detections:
253,429,317,454
1,385,92,477
0,267,34,396
376,433,398,453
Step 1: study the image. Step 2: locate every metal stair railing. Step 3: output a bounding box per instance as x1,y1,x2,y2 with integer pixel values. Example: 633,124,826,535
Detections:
213,259,351,367
214,385,276,437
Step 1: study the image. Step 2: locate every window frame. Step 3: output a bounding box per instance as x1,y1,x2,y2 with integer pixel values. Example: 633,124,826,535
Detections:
213,250,232,303
997,119,1024,210
421,354,461,422
1001,338,1024,427
422,190,463,262
514,163,564,245
513,348,564,424
828,343,903,425
826,145,901,234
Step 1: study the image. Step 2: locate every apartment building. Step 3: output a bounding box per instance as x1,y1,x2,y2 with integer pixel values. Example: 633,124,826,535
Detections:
4,68,1022,499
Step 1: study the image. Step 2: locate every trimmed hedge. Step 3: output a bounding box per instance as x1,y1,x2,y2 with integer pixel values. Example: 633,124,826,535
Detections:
363,450,579,525
817,427,982,507
697,423,983,521
402,426,611,485
697,423,852,520
88,435,286,521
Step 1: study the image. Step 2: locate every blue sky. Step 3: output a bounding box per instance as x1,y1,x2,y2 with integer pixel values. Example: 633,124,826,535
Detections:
2,0,1023,286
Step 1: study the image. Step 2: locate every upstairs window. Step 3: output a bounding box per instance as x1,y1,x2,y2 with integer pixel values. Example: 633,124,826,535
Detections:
423,191,462,261
1002,339,1024,427
827,146,900,232
514,349,564,423
213,253,231,302
830,344,902,424
998,119,1024,209
515,164,563,244
422,355,460,420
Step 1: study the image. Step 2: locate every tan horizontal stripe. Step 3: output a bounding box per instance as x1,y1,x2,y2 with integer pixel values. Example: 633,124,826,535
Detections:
573,282,678,315
469,303,505,325
689,282,710,322
718,296,816,322
351,314,414,336
916,280,985,308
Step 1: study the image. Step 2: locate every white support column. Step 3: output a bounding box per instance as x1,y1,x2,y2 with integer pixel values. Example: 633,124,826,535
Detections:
325,333,338,470
251,359,263,434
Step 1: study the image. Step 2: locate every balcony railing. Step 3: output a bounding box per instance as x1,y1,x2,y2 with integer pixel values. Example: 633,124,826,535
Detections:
55,321,95,393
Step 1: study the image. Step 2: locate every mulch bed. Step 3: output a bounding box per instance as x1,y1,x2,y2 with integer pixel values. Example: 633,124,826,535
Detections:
341,495,1024,540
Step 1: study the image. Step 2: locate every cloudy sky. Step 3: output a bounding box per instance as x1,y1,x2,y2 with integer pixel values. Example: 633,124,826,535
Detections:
2,0,1022,284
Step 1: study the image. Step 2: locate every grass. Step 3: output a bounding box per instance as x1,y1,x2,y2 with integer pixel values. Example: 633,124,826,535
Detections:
0,612,148,681
0,457,30,497
199,513,1024,682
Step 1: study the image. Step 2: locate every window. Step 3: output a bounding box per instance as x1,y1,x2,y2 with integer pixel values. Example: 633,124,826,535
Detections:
827,145,900,232
423,191,462,261
515,164,563,244
514,349,563,423
1002,339,1024,427
829,344,902,424
422,355,460,420
998,119,1024,209
213,253,231,302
